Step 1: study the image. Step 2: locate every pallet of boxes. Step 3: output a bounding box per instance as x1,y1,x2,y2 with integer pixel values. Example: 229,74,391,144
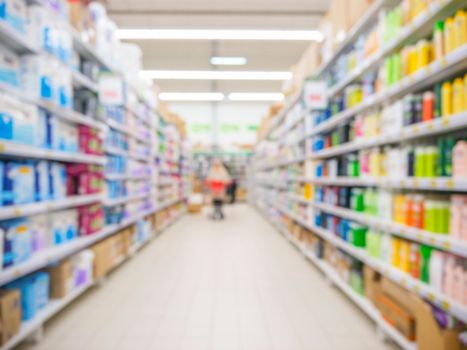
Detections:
363,265,466,350
188,176,204,214
91,226,135,280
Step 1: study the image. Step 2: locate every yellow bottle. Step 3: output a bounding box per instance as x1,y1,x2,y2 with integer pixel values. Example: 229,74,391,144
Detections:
442,81,453,117
465,73,467,111
417,40,431,68
454,10,467,49
444,17,455,54
453,78,464,115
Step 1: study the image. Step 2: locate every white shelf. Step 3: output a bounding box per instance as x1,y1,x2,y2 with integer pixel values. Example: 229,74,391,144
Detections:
104,146,128,157
312,201,467,259
260,90,302,141
0,140,105,164
103,193,150,207
0,83,105,131
310,45,467,137
105,173,152,181
0,22,38,54
71,71,98,93
290,176,467,193
271,202,467,324
106,120,151,145
316,0,391,75
0,194,103,221
257,154,307,171
326,0,466,98
271,222,415,350
0,205,185,350
310,111,467,160
287,194,311,205
2,281,94,350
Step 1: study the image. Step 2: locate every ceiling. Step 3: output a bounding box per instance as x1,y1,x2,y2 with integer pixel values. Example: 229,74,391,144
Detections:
107,0,329,95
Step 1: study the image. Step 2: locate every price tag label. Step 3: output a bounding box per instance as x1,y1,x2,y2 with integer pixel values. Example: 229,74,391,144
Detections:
447,179,454,189
413,125,420,134
441,301,450,311
430,179,436,188
14,269,22,277
13,209,22,217
441,57,448,67
0,142,4,153
416,233,423,240
401,278,407,286
442,241,451,250
427,122,434,130
413,179,419,187
430,237,436,244
427,293,435,302
413,285,420,293
442,118,449,127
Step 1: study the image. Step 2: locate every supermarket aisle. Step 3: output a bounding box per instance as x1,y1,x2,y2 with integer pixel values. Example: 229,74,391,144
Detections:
18,205,397,350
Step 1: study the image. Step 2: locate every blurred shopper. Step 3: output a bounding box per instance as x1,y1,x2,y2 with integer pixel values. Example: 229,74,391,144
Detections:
205,160,231,220
228,178,238,204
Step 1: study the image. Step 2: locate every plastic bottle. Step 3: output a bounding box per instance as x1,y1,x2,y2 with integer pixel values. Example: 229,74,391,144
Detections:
422,91,434,121
424,200,436,232
454,10,467,50
434,83,442,118
444,17,455,54
417,40,431,69
453,77,464,115
441,81,453,117
426,146,438,178
464,73,467,112
433,21,445,60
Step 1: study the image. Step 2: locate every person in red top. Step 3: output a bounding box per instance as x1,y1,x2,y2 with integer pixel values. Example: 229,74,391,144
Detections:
205,159,231,220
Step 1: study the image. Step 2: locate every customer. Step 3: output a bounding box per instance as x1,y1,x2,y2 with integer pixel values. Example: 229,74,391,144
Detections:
205,159,231,220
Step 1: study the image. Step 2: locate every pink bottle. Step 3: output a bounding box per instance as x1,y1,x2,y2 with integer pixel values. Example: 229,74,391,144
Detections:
450,195,467,239
452,262,464,303
461,206,467,242
443,256,455,298
453,141,467,178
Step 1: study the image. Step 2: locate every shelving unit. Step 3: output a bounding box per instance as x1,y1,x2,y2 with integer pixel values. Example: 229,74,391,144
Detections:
0,3,190,349
251,0,467,348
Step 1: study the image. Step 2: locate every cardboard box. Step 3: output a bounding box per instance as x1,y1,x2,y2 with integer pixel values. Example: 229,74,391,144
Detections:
415,297,462,350
0,290,21,345
363,265,381,303
378,293,416,341
109,233,126,266
48,259,73,298
381,277,416,315
188,203,203,214
91,240,113,279
349,0,374,28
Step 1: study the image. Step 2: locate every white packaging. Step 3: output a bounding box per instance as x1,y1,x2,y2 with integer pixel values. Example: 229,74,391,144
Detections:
0,43,20,88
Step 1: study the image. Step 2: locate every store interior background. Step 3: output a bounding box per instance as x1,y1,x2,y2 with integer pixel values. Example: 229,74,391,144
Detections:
108,0,329,149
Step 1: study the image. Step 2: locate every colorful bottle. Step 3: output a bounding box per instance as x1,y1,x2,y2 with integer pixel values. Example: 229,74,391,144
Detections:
454,10,467,50
422,91,434,121
441,81,453,117
453,77,464,115
444,17,455,54
433,20,445,60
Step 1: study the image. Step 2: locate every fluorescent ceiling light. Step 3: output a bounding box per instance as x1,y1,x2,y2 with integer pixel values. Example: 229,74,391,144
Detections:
228,93,284,101
140,70,292,81
159,92,224,101
210,56,247,66
117,29,323,41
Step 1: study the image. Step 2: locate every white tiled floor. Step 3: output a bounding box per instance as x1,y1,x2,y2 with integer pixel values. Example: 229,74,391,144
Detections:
17,204,399,350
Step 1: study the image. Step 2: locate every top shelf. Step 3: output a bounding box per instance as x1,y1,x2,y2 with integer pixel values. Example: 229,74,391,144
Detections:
325,0,466,98
317,0,394,75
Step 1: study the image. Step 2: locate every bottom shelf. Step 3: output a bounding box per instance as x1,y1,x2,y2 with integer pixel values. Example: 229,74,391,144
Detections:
2,211,186,350
256,206,416,350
